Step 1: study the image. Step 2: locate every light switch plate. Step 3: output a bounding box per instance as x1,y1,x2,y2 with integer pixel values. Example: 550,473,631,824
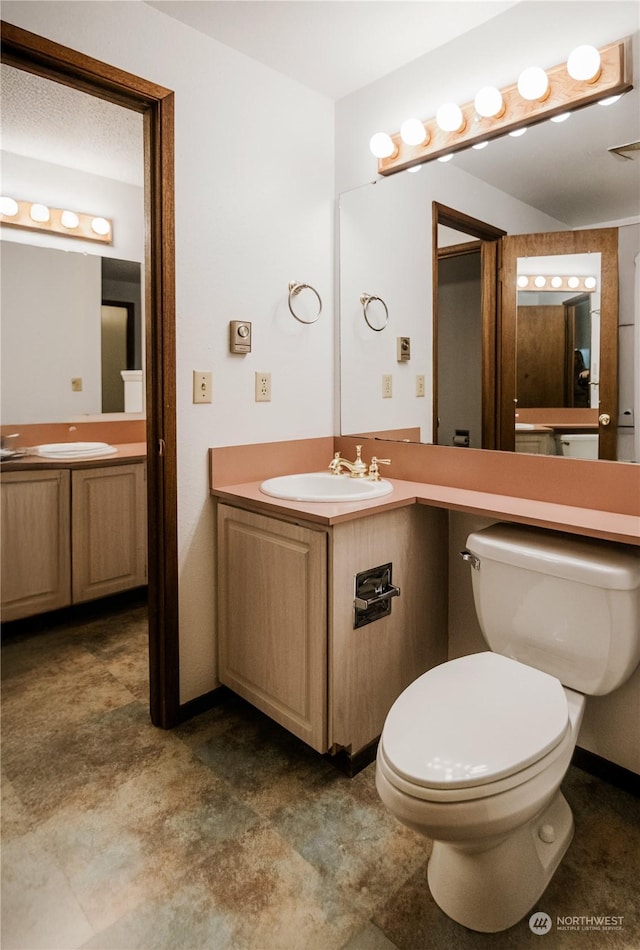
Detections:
193,371,212,403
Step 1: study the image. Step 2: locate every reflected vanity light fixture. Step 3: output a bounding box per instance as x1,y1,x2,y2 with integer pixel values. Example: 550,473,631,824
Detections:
371,39,631,175
517,274,598,293
0,197,113,244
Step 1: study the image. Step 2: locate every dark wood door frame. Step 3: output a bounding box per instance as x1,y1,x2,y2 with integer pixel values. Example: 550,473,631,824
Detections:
432,203,506,449
1,21,180,727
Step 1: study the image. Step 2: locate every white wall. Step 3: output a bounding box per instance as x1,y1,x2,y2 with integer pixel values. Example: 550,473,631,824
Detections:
3,0,335,702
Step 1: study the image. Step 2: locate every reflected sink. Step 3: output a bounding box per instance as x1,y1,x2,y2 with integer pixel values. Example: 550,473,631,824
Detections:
260,472,393,503
34,442,117,460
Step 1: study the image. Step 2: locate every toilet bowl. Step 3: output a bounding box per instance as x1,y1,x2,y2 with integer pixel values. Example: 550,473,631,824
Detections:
376,524,640,933
376,653,585,932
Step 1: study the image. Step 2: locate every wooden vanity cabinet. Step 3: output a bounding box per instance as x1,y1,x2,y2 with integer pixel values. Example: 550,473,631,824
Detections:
1,461,146,621
217,502,448,760
72,463,147,603
1,469,71,621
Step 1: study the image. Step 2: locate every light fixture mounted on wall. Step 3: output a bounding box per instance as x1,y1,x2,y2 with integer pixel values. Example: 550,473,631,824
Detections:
0,196,113,244
516,274,598,293
370,39,631,174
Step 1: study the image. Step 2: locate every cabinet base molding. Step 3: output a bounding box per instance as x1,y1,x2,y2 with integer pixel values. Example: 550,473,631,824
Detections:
325,739,379,777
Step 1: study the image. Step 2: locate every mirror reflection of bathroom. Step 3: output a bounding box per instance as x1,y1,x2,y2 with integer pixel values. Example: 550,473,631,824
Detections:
515,253,601,459
0,63,145,425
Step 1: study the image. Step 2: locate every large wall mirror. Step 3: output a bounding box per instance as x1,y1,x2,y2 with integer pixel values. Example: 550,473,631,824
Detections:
339,53,639,464
0,63,145,427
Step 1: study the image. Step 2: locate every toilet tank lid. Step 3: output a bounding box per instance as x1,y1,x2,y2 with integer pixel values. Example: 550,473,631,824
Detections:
467,524,640,591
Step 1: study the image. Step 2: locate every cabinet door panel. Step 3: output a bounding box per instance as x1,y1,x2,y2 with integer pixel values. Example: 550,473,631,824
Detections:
72,463,146,602
1,469,71,621
218,505,327,752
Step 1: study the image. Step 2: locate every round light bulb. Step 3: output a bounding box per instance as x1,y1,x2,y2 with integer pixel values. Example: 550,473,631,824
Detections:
517,66,549,101
400,118,428,146
517,275,529,288
509,127,528,137
61,210,80,229
30,203,50,223
436,102,465,133
474,85,504,118
567,45,601,82
534,275,547,288
0,196,19,216
472,141,489,150
369,132,396,159
406,165,423,174
585,276,597,289
437,154,454,163
551,276,563,288
551,113,571,123
568,276,580,289
91,216,111,236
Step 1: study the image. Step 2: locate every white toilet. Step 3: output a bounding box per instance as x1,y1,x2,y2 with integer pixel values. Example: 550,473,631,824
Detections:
376,523,640,933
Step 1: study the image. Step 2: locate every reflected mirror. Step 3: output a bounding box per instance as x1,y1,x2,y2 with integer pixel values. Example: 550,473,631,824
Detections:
339,75,639,463
0,64,144,426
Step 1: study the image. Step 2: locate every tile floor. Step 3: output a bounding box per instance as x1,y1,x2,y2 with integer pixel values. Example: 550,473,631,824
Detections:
2,598,639,950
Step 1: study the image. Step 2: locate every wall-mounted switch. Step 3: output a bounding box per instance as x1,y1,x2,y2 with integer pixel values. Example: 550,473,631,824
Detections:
416,375,425,397
230,320,252,354
382,374,393,398
193,371,212,404
71,377,83,392
397,337,411,361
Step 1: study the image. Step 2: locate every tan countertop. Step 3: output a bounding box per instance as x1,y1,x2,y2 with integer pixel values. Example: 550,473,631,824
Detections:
0,442,146,471
211,477,640,546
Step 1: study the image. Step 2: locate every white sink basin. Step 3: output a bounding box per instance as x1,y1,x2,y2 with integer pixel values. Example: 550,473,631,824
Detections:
260,472,393,503
34,442,117,459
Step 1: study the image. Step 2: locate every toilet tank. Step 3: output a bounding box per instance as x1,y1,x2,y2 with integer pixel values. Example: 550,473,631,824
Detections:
465,524,640,695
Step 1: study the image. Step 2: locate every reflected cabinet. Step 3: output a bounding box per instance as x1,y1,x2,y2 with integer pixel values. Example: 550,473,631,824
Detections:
1,462,147,621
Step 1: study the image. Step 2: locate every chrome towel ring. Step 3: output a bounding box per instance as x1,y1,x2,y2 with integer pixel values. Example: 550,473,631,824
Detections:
288,280,322,324
360,293,389,331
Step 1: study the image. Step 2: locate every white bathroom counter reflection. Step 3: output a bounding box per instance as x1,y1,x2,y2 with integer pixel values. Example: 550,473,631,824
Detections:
211,476,639,546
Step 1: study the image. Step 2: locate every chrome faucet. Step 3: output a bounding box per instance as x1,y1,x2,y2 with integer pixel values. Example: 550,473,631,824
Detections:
329,445,391,480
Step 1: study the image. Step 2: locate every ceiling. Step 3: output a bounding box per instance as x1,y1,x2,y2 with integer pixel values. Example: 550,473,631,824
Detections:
1,2,638,227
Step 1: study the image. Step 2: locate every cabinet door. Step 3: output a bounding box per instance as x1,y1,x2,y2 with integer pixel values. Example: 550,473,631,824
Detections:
218,505,327,753
72,463,147,603
1,469,71,621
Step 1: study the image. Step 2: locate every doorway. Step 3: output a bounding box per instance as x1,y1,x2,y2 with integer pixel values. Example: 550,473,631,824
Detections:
1,22,180,726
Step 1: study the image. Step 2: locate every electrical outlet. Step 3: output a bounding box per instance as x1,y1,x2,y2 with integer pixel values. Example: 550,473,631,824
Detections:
255,372,271,402
193,371,212,404
416,374,425,397
71,377,83,392
382,374,393,398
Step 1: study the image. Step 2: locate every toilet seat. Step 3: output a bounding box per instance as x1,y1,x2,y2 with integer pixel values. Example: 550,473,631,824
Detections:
380,653,570,801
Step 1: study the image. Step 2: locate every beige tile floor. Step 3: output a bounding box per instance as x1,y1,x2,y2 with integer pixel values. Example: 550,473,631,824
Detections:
2,597,639,949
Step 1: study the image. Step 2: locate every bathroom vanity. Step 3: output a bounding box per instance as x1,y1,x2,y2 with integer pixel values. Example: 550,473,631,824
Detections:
217,500,448,762
1,456,147,621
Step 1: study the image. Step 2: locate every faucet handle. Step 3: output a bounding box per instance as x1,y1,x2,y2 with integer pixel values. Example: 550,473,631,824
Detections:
368,456,391,480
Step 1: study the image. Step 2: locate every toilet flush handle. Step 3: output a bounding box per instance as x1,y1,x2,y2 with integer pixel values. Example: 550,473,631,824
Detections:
460,549,480,571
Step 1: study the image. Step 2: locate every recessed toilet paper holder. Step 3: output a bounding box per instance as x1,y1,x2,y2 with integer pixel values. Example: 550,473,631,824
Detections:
354,562,400,628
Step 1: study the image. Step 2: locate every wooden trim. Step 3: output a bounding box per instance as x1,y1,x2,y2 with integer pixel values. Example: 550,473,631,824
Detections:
432,203,506,448
1,22,180,727
573,747,640,797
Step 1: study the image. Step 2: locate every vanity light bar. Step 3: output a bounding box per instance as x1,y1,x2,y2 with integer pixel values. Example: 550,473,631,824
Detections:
517,275,598,293
375,40,631,175
0,197,112,244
